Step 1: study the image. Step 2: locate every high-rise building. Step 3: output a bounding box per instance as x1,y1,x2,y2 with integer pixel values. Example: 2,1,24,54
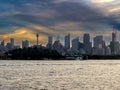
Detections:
48,35,53,44
112,30,117,42
10,38,14,49
22,40,29,48
46,35,53,49
105,46,111,55
83,33,92,55
72,37,79,51
83,33,90,43
93,35,105,55
1,40,5,47
94,36,103,48
6,42,12,51
64,34,70,49
110,30,118,55
0,40,6,54
53,40,63,53
78,42,85,54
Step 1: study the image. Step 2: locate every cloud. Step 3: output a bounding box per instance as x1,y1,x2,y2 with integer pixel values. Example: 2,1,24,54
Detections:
0,0,120,44
0,0,119,30
0,27,47,45
91,0,115,3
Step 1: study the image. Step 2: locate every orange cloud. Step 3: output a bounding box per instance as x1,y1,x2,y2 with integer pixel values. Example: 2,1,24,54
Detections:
0,27,47,46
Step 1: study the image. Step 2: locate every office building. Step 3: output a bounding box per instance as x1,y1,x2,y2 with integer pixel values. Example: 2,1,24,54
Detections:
46,35,53,49
6,43,12,51
64,34,70,49
1,40,5,47
83,33,92,55
22,40,29,48
105,46,111,55
72,37,79,51
53,40,63,53
10,38,14,49
93,35,105,55
48,35,53,44
110,30,119,55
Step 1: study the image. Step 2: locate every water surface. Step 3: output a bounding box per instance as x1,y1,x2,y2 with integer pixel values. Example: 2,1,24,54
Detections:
0,60,120,90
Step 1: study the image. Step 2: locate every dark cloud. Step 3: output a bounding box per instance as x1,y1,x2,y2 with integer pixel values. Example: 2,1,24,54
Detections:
52,1,120,31
0,0,120,33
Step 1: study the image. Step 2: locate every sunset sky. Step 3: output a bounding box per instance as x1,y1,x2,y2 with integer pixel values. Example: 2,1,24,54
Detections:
0,0,120,45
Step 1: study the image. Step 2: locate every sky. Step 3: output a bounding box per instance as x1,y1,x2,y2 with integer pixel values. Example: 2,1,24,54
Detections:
0,0,120,45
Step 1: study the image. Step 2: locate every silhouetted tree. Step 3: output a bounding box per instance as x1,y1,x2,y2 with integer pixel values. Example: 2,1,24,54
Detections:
7,46,64,60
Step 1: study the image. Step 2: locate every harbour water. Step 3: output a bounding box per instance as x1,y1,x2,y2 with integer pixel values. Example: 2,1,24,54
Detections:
0,60,120,90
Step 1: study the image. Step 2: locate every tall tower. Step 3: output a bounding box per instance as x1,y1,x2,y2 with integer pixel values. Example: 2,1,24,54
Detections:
83,33,92,55
10,38,14,49
110,26,118,55
64,34,70,49
72,37,79,50
36,33,39,46
83,33,90,44
46,35,53,49
48,35,53,44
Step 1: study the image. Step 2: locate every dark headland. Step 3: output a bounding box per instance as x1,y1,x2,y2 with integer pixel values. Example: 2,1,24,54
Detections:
0,46,119,60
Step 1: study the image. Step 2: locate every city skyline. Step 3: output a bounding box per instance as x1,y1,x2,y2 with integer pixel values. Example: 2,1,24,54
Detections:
0,0,120,45
0,30,119,46
0,31,120,56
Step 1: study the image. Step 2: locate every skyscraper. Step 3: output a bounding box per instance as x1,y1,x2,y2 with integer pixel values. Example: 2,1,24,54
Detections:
48,35,53,44
110,29,118,55
93,35,105,55
94,36,103,48
1,40,5,47
64,34,70,49
72,37,79,51
83,33,92,55
10,38,14,49
105,46,111,55
6,42,12,51
83,33,90,43
112,30,117,42
53,40,63,53
46,35,53,49
22,40,29,48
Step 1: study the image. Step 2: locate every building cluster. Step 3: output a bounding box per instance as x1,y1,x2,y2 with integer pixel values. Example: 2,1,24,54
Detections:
0,39,29,54
0,30,119,56
46,30,120,56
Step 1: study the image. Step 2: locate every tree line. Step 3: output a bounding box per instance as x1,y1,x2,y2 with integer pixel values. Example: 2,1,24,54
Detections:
7,46,64,60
